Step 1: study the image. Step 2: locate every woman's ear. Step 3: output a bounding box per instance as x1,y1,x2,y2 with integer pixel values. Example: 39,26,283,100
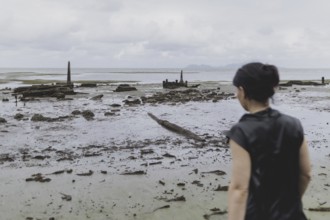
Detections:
238,86,246,98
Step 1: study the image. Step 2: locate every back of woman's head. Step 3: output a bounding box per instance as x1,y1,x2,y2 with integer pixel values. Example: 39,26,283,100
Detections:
233,62,279,103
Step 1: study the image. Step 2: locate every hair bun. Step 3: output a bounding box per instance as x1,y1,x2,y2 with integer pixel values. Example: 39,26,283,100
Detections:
261,64,279,87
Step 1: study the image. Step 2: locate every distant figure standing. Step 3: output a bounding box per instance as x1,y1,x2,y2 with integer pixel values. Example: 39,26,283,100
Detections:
226,62,311,220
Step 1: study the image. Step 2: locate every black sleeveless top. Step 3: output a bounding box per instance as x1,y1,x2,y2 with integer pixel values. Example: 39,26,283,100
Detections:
227,108,307,220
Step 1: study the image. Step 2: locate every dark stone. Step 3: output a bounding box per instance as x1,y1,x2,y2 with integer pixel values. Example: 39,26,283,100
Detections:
104,112,115,116
0,118,7,123
91,94,103,100
31,114,50,122
71,110,81,115
80,83,97,87
124,99,141,105
14,113,24,120
82,110,94,120
115,84,137,92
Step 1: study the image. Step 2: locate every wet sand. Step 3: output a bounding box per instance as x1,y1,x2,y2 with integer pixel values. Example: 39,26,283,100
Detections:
0,82,330,220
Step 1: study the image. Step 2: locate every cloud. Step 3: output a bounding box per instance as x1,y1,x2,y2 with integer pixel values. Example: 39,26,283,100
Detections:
1,0,330,67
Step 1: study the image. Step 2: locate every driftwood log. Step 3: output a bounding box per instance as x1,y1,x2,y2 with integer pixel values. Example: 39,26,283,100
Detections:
148,112,204,142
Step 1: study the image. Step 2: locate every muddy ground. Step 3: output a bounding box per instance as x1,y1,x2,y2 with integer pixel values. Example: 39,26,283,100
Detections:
0,82,330,220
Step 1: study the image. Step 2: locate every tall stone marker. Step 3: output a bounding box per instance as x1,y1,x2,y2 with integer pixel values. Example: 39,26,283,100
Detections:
67,61,71,85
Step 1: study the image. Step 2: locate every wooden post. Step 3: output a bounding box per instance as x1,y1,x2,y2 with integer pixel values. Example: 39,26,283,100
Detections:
322,77,325,84
67,61,71,85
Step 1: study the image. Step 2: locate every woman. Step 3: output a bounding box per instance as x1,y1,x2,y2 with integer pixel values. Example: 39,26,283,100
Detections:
226,62,311,220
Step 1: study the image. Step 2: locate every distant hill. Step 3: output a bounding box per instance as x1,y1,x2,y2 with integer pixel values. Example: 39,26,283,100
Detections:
184,63,243,70
184,64,217,70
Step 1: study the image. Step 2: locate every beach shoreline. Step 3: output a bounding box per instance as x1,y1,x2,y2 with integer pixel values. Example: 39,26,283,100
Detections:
0,81,330,220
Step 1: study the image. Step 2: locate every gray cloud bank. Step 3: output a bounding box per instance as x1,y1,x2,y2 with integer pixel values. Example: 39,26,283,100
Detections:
1,0,330,68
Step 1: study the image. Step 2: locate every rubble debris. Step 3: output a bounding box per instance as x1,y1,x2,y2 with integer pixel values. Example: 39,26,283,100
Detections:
0,117,7,123
26,173,51,183
166,195,186,202
14,113,24,120
308,207,330,212
90,94,103,100
163,70,188,89
214,185,229,191
80,83,97,87
121,170,146,175
279,80,324,86
76,170,94,176
82,110,94,120
60,193,72,201
162,153,176,158
115,84,137,92
203,209,227,219
153,205,170,212
201,170,226,176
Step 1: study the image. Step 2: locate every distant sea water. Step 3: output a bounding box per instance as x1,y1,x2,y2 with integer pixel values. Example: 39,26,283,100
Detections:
0,67,329,88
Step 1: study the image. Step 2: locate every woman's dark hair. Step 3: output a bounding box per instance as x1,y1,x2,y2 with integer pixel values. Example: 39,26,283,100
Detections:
233,62,279,103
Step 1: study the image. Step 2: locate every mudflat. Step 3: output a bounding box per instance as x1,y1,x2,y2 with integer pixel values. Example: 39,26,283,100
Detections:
0,82,329,220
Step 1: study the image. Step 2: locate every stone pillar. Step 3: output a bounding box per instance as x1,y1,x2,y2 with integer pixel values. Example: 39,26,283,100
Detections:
322,76,325,84
67,61,71,85
180,70,183,83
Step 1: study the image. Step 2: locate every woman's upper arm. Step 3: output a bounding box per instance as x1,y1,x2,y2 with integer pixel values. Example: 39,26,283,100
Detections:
229,139,251,189
299,138,311,178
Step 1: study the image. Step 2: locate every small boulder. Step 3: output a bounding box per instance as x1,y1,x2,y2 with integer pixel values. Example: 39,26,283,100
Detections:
14,113,24,120
80,83,97,87
104,112,115,116
115,84,137,92
71,110,81,115
82,110,94,120
31,114,50,122
90,94,103,100
0,117,7,123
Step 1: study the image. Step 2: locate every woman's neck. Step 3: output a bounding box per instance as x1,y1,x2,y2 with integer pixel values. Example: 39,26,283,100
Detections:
246,100,269,113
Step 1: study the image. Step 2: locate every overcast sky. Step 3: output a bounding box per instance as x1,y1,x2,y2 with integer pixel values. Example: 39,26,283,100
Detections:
1,0,330,68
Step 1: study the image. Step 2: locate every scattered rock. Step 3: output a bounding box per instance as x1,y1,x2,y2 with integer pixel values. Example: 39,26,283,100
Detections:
162,153,176,158
214,185,229,191
0,154,14,163
166,195,186,202
82,110,94,120
80,83,97,87
280,80,323,86
110,103,121,107
60,193,72,201
26,173,51,183
308,207,330,212
31,114,50,122
90,94,103,100
71,110,81,115
124,99,141,105
14,113,24,120
141,149,154,155
76,170,94,176
201,170,226,176
104,112,115,116
153,205,170,212
0,117,7,123
115,84,137,92
121,170,146,175
203,209,227,219
159,180,165,186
